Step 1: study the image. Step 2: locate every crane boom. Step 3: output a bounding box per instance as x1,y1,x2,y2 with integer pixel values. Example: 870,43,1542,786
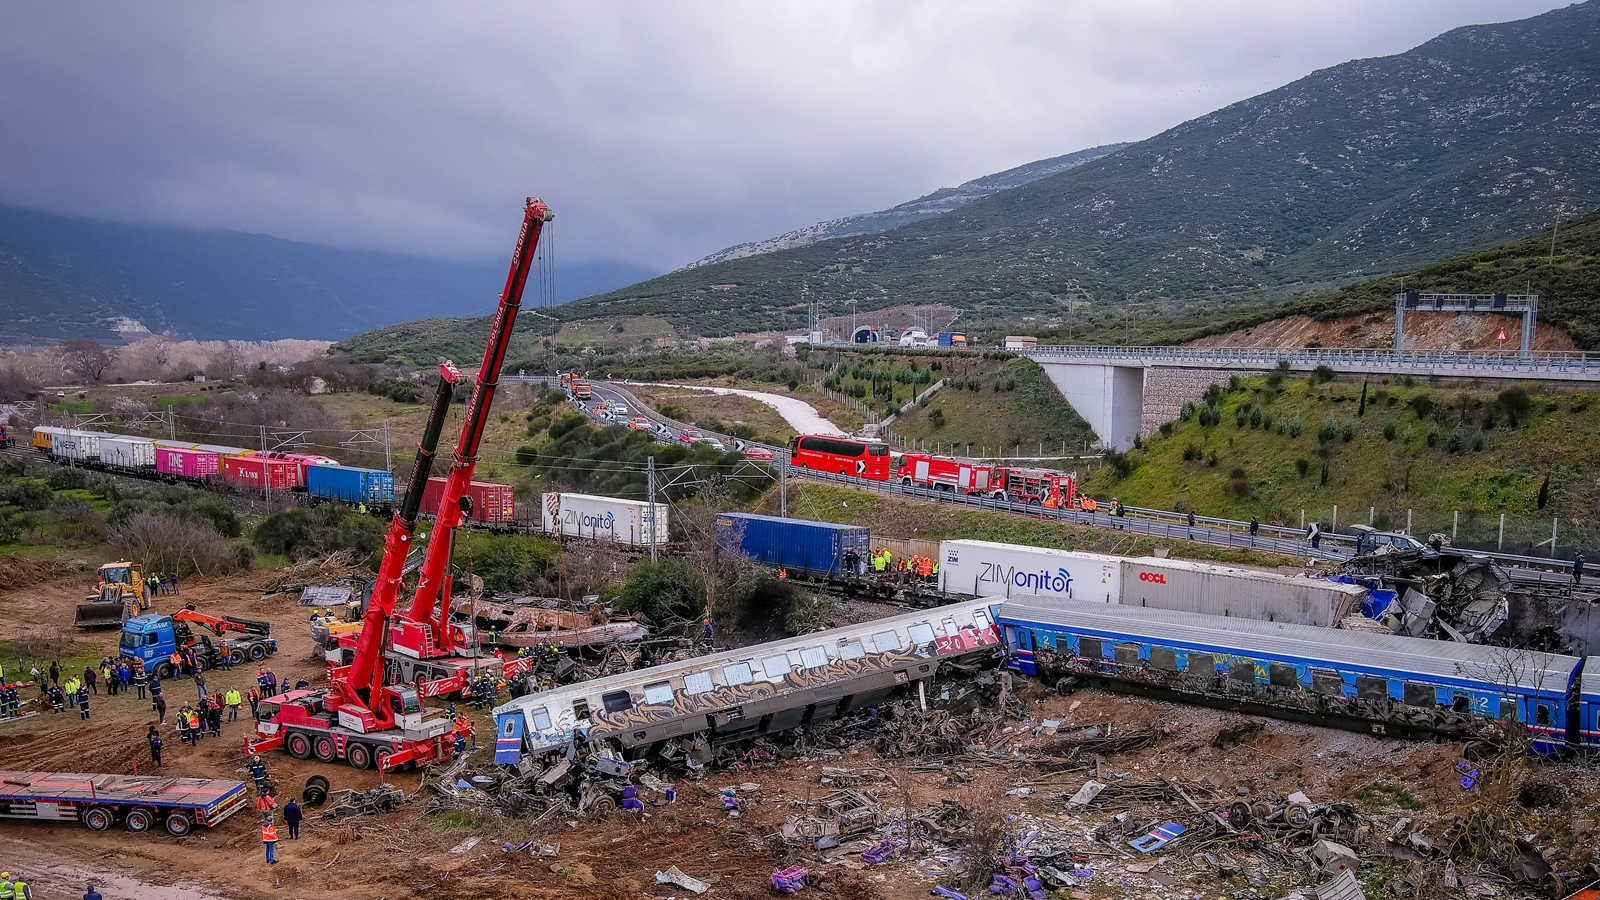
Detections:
402,197,553,657
340,361,462,721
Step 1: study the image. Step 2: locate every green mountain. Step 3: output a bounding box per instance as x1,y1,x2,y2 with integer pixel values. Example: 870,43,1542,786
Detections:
0,204,656,344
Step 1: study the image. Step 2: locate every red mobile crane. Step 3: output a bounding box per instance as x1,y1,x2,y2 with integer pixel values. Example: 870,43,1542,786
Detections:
248,198,552,771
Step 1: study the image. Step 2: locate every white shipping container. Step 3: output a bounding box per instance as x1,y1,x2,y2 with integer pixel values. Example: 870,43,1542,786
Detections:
50,430,107,463
938,539,1120,603
100,436,157,469
540,492,668,547
1119,557,1365,627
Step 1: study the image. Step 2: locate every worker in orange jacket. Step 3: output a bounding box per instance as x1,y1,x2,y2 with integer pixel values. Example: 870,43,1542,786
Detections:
262,820,279,864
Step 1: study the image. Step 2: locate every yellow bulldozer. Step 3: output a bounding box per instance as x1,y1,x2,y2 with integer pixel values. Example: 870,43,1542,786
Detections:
75,561,150,629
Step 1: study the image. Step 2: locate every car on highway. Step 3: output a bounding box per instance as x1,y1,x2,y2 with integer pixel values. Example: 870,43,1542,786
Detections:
628,415,653,431
741,445,777,461
678,428,704,444
1349,524,1430,555
703,437,727,452
611,404,631,416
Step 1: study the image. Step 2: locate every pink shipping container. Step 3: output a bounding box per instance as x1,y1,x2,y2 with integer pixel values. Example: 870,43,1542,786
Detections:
156,447,221,480
223,454,303,490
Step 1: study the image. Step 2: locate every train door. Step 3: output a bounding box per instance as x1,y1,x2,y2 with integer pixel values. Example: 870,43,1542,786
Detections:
1010,627,1036,674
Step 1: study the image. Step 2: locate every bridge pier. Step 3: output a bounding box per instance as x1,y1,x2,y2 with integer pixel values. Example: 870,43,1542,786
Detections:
1037,362,1144,451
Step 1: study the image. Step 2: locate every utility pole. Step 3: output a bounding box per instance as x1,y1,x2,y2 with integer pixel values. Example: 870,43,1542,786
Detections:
647,455,658,561
167,404,175,441
382,419,392,473
259,424,269,512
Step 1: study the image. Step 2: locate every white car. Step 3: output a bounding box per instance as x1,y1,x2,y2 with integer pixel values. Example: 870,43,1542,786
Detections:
611,404,631,416
703,437,726,452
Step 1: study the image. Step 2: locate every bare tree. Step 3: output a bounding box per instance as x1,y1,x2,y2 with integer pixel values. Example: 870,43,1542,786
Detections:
59,339,111,384
107,513,241,577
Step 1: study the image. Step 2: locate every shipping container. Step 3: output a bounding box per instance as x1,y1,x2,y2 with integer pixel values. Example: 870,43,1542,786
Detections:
713,512,870,578
1003,336,1038,351
937,332,968,347
1118,558,1364,627
222,453,302,491
418,477,515,524
306,464,394,505
49,430,110,463
541,492,666,547
937,539,1120,603
155,447,221,480
99,436,156,470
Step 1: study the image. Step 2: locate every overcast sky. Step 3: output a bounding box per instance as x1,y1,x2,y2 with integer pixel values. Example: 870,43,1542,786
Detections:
0,1,1576,274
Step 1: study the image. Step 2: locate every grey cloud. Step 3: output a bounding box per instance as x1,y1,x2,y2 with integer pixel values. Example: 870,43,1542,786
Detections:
0,0,1573,272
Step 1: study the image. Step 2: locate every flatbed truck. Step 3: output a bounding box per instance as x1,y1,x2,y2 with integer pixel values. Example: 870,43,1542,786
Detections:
0,770,250,836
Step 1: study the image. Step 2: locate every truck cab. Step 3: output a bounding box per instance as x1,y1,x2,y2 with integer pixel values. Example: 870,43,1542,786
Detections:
120,614,277,677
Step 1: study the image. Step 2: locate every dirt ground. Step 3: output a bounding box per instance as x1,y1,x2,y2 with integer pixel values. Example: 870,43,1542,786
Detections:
1189,312,1579,352
3,575,1598,899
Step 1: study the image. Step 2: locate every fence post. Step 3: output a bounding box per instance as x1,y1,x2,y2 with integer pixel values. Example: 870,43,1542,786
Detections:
1453,510,1458,543
1406,509,1412,534
1552,518,1559,557
1300,509,1305,529
1332,505,1338,533
1369,506,1374,525
1499,513,1505,550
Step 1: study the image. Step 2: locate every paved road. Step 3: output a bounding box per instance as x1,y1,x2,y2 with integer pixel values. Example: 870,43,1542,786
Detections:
629,382,848,436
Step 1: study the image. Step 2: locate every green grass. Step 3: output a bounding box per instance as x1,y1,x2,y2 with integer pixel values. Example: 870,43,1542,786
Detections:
1084,375,1600,551
1350,782,1420,810
890,358,1096,450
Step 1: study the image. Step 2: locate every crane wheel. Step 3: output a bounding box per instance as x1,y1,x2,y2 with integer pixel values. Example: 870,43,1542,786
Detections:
346,743,372,770
285,733,312,760
313,736,337,762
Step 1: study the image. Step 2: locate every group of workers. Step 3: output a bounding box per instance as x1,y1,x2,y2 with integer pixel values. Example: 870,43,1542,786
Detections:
858,547,939,583
0,872,33,899
144,571,180,597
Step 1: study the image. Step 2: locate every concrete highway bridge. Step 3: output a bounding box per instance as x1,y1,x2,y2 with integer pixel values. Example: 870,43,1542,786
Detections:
1028,344,1600,451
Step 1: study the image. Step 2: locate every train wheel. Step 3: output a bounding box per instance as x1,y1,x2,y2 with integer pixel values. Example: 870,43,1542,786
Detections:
83,806,114,831
164,811,193,837
285,732,312,760
125,807,155,832
346,743,372,770
313,735,337,762
303,775,330,807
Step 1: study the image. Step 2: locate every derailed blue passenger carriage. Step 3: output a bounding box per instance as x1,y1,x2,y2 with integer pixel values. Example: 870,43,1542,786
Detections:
998,598,1581,755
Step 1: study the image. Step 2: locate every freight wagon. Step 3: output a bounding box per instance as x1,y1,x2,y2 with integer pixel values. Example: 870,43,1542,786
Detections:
1119,558,1365,628
49,430,113,463
30,425,67,451
306,464,395,506
713,512,870,578
223,452,303,490
99,436,156,471
0,770,250,836
420,476,515,525
937,538,1120,603
541,492,666,547
155,446,221,481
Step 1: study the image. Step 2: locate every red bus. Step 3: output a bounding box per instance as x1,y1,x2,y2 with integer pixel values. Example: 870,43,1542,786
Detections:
787,435,892,480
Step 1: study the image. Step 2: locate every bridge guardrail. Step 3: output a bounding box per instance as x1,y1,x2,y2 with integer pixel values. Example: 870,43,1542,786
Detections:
1025,345,1600,375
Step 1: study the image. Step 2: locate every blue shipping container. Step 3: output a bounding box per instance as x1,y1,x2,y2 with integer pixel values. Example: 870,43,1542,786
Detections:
712,512,871,578
306,464,395,505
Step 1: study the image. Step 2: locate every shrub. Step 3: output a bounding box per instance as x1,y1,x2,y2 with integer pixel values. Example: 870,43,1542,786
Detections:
1288,417,1303,438
1182,444,1204,462
1295,458,1310,478
1425,426,1441,448
1205,449,1219,467
1407,393,1434,420
252,506,385,562
1229,477,1251,498
1318,418,1338,444
454,533,559,593
1158,421,1174,438
1203,384,1224,405
1249,407,1263,429
1180,402,1196,422
1446,428,1465,453
615,556,703,624
1275,415,1288,435
1102,450,1137,479
1228,466,1246,480
1340,422,1355,442
1235,406,1248,428
1497,385,1532,425
1383,422,1398,441
1470,430,1485,452
929,408,946,429
1312,365,1336,384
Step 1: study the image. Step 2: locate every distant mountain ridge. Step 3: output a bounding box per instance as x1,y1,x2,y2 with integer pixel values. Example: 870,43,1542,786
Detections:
0,204,657,344
683,143,1128,269
534,0,1600,341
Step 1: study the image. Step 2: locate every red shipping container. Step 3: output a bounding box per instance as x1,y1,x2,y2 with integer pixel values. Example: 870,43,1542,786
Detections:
419,477,516,524
155,447,221,480
223,453,303,490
